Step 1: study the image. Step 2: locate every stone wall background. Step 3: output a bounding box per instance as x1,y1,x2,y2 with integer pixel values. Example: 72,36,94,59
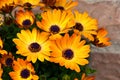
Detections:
74,0,120,80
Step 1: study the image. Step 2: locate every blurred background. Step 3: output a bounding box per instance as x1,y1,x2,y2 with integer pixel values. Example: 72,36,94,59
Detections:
75,0,120,80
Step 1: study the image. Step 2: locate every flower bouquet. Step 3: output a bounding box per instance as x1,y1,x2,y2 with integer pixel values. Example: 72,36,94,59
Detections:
0,0,111,80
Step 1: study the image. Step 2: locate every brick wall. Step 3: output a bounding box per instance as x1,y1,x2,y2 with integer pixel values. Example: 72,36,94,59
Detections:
75,0,120,80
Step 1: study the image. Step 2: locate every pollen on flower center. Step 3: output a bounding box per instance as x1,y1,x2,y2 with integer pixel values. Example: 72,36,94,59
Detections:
20,69,30,79
73,23,83,31
50,25,60,34
22,19,31,26
62,49,74,60
28,42,41,52
5,58,13,66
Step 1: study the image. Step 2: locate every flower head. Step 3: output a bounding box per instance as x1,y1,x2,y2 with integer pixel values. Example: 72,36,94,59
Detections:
0,52,14,67
69,11,98,41
50,33,90,72
18,0,44,8
81,73,95,80
13,28,51,63
9,58,39,80
0,0,19,13
92,28,111,47
15,10,35,28
0,64,3,80
0,37,7,55
37,9,74,40
41,0,78,11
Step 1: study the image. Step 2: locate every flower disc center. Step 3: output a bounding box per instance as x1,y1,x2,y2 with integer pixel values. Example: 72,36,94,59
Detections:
62,49,74,60
50,25,60,34
20,69,30,79
22,19,31,26
73,23,83,31
29,42,41,52
6,58,13,66
24,2,32,7
50,6,64,10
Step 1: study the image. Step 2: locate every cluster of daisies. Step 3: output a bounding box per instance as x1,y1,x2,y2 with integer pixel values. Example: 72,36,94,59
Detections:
0,0,111,80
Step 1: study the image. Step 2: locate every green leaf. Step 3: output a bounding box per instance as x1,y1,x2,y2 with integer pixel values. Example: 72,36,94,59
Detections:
49,77,58,80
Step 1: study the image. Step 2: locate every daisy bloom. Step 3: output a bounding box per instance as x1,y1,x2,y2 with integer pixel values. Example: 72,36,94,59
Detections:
0,37,7,55
9,58,39,80
81,73,95,80
15,10,35,28
74,73,95,80
0,0,19,13
50,33,90,72
92,28,111,47
69,11,98,41
41,0,78,11
0,64,3,80
0,52,14,67
36,9,74,40
18,0,44,8
0,14,4,26
13,28,51,63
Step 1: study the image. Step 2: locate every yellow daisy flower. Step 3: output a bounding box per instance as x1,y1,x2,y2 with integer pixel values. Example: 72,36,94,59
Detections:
0,0,19,13
69,11,98,41
13,28,51,63
36,9,74,40
0,64,3,80
50,33,90,72
18,0,44,8
74,73,95,80
0,14,4,26
0,37,7,55
41,0,78,11
0,52,14,67
81,73,95,80
9,58,39,80
15,10,35,28
92,28,111,47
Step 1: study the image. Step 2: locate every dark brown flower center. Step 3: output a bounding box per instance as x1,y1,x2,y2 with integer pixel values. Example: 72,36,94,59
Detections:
5,58,13,66
62,49,74,60
20,69,30,79
50,25,60,34
42,0,56,7
22,19,31,26
50,6,64,10
93,36,105,47
28,42,41,52
24,2,32,7
73,23,83,31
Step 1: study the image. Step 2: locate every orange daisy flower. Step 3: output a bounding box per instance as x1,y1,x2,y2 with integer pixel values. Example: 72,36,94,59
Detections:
13,28,51,63
15,10,35,28
74,73,95,80
9,58,39,80
0,64,3,80
0,37,7,55
41,0,78,11
18,0,44,8
0,0,19,13
92,28,111,47
81,73,95,80
68,11,98,41
50,33,90,72
0,52,14,67
36,9,74,40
